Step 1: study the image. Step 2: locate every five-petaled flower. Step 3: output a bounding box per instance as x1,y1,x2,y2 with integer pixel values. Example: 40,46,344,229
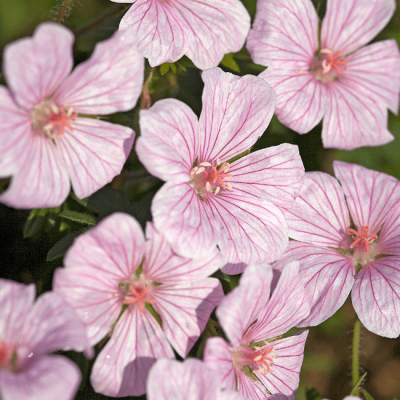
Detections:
111,0,251,69
247,0,400,149
204,262,310,399
275,161,400,338
136,67,304,274
0,22,144,209
0,279,92,400
53,212,224,396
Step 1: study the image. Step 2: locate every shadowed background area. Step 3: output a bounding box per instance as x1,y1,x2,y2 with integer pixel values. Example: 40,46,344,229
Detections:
0,0,400,399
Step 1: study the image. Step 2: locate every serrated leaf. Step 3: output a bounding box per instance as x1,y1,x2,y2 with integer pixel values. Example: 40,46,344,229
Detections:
46,232,81,262
305,387,322,400
220,53,240,72
362,389,375,400
159,63,170,75
59,210,96,226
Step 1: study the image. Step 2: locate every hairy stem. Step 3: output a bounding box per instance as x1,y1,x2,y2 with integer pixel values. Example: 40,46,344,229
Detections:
55,0,74,24
352,316,361,394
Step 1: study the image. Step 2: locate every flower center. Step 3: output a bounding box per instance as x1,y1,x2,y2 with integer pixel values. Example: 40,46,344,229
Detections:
348,225,378,253
232,342,275,375
31,99,77,139
0,341,17,371
121,280,155,314
310,48,347,83
189,158,233,201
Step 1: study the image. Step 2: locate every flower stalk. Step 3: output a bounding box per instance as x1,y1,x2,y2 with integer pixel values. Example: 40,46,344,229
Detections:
352,316,361,395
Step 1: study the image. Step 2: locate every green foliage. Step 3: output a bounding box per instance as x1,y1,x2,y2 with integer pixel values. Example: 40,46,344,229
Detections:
220,53,240,72
58,210,96,226
362,389,375,400
23,206,62,238
46,231,81,261
305,387,322,400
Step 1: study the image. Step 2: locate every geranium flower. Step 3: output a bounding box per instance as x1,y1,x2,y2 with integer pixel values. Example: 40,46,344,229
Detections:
204,262,310,399
0,22,144,209
111,0,250,69
136,67,304,273
53,212,223,396
275,161,400,338
247,0,400,149
0,279,92,400
147,358,246,400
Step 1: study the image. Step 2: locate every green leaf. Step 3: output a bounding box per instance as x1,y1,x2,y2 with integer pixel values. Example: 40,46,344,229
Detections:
362,389,375,400
169,62,177,73
350,372,367,396
305,387,322,400
23,207,61,238
59,210,96,226
46,231,81,261
220,53,240,72
159,63,170,75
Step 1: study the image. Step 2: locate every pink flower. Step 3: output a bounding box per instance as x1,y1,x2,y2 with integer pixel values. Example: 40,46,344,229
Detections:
247,0,400,149
53,212,224,396
111,0,250,69
275,161,400,338
147,358,246,400
0,22,144,209
136,67,304,274
0,279,92,400
204,262,310,399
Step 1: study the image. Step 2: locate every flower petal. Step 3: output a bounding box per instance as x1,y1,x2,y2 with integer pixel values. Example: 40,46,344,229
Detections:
321,0,396,54
247,0,319,68
0,87,32,177
237,369,270,400
119,0,188,67
174,0,250,69
198,68,276,162
0,355,81,400
352,256,400,338
286,172,350,248
143,222,222,283
54,31,144,114
377,202,400,256
152,181,220,259
210,191,288,267
137,98,198,182
246,261,310,340
333,161,400,234
257,331,308,396
229,144,304,214
216,264,273,347
3,23,73,110
259,70,327,134
153,278,223,357
273,242,355,327
344,40,400,115
91,307,174,397
56,117,134,199
203,337,237,391
0,133,70,209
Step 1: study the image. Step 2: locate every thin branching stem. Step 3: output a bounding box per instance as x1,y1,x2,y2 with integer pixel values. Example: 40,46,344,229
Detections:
55,0,74,24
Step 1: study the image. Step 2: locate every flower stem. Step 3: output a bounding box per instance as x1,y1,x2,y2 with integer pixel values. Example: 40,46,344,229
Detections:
352,316,361,394
55,0,74,24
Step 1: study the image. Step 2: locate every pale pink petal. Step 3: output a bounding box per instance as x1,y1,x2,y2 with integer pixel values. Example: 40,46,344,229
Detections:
203,337,236,391
143,222,222,283
198,68,276,163
259,69,327,134
0,133,70,209
352,257,400,338
257,331,308,396
119,0,187,67
147,358,220,400
3,23,73,110
274,242,355,327
0,355,80,400
377,202,400,256
229,144,304,214
152,278,223,357
0,87,32,177
333,161,400,234
344,40,400,114
210,191,288,267
173,0,250,69
21,292,92,357
321,0,396,54
237,369,269,400
286,173,350,248
136,99,198,182
55,31,144,114
0,280,35,342
91,307,174,397
56,118,134,199
246,0,318,68
246,262,310,341
216,264,273,347
152,181,220,259
323,78,393,150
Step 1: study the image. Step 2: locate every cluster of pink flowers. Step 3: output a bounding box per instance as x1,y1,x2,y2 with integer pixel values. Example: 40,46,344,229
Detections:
1,0,400,399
